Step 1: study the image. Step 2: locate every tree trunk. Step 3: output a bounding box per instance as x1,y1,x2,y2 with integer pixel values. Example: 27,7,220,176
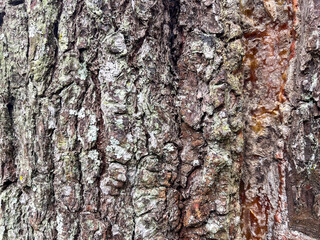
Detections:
0,0,319,239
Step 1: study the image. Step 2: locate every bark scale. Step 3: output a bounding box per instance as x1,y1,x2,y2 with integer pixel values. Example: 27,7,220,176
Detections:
0,0,319,239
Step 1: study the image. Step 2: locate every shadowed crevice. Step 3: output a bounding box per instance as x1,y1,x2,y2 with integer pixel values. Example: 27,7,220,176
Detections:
0,12,5,27
163,0,183,71
8,0,25,6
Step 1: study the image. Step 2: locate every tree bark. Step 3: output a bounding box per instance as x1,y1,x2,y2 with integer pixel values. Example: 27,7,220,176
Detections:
0,0,319,239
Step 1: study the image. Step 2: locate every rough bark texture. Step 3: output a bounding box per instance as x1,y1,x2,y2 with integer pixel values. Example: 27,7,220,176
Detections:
0,0,319,239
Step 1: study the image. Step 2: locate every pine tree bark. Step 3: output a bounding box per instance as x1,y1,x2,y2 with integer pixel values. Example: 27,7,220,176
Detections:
0,0,319,239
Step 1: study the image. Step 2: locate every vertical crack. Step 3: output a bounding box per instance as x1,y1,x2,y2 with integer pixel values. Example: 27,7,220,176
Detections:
26,13,30,62
1,79,17,191
163,0,183,73
162,0,186,237
0,12,5,27
89,66,107,218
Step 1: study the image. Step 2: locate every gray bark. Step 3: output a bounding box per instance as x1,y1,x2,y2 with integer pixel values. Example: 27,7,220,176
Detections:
0,0,318,239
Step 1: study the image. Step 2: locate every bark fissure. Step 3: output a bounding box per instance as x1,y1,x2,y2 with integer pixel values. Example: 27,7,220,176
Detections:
8,0,25,6
0,12,5,27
